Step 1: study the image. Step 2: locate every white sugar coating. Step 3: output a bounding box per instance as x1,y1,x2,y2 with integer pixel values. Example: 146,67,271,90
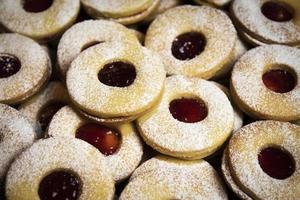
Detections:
221,148,252,200
232,0,300,45
144,0,182,22
6,137,115,200
228,120,300,200
66,40,166,118
0,103,36,182
211,82,243,132
0,0,80,42
121,156,228,200
0,33,51,105
57,19,140,77
145,5,237,79
231,45,300,121
18,81,69,137
137,75,234,160
47,106,143,182
81,0,153,18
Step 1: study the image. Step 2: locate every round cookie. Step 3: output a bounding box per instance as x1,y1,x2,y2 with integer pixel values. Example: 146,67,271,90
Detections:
0,0,80,42
221,148,252,200
231,0,300,45
231,45,300,121
120,155,228,200
81,0,160,25
228,120,300,200
0,104,36,183
0,33,51,105
47,105,143,182
145,5,237,79
57,20,141,78
6,137,115,200
66,41,166,119
137,75,234,160
18,81,69,137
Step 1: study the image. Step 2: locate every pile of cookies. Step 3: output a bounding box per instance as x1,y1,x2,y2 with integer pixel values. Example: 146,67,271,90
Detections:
0,0,299,199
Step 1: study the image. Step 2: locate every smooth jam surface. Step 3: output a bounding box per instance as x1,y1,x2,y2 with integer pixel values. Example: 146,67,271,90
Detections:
262,69,295,93
23,0,54,13
261,1,294,22
258,147,295,180
76,123,121,156
169,98,208,123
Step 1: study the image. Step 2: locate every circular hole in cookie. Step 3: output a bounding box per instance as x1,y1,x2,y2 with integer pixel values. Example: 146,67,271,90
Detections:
76,123,121,156
169,97,208,123
258,146,295,180
38,102,66,132
38,169,82,200
261,1,294,22
262,66,296,93
171,32,206,61
98,61,137,87
23,0,54,13
80,41,103,52
0,54,21,78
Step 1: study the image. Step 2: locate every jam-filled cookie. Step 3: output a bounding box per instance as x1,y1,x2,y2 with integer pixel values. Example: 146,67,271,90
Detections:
143,0,182,22
231,0,300,46
145,5,237,79
231,45,300,121
120,155,228,200
193,0,231,7
226,120,300,199
81,0,160,25
66,41,165,120
57,20,140,78
0,33,51,105
47,105,143,182
0,0,80,42
212,82,243,132
18,82,69,137
0,104,36,183
6,137,114,200
137,75,234,160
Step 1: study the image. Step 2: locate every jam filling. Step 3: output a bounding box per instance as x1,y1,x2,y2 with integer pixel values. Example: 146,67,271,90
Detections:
81,41,103,52
169,98,208,123
23,0,54,13
262,69,296,93
0,54,21,78
38,102,66,132
38,170,81,200
76,123,121,156
98,61,136,87
172,32,206,60
258,147,295,180
261,1,294,22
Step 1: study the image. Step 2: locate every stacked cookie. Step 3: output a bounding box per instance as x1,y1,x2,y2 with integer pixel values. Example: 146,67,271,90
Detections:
0,0,299,199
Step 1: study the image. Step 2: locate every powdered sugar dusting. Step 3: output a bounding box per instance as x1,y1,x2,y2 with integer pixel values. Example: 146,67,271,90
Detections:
0,103,36,181
137,75,234,159
121,156,228,199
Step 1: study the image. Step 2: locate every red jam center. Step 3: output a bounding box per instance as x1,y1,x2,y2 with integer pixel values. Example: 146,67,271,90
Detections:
38,170,81,200
258,147,295,180
98,61,136,87
172,32,206,60
261,1,294,22
23,0,54,13
0,54,21,78
76,123,121,156
262,69,296,93
38,102,65,132
169,98,208,123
